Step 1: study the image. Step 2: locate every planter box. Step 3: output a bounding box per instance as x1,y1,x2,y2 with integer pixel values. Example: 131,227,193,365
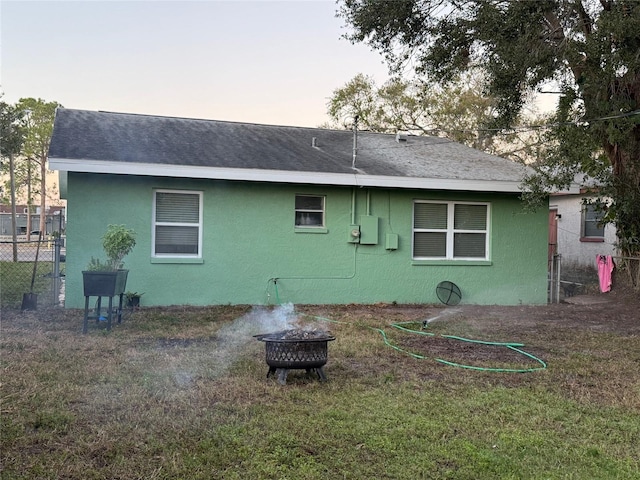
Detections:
82,270,129,297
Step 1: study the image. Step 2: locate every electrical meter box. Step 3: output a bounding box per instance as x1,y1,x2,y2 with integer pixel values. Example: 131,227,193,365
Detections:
359,215,379,245
385,233,399,250
348,225,361,243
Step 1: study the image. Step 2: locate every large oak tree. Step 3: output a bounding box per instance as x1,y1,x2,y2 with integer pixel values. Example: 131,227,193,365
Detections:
339,0,640,259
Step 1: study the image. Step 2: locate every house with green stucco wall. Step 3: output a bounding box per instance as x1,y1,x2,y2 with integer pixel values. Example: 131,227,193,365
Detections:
48,108,548,308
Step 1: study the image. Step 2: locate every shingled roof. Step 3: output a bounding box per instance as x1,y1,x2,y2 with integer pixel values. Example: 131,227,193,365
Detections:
48,108,529,193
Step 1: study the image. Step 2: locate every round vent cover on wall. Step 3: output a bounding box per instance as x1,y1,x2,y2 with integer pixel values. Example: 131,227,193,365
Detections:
436,281,462,306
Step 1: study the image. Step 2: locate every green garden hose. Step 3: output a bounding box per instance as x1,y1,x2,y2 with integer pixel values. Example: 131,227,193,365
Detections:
299,314,546,373
390,320,547,373
271,280,547,373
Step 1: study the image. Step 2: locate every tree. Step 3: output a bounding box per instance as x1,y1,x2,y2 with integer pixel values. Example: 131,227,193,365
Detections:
15,98,61,238
0,100,26,261
339,0,640,261
326,72,549,162
327,73,384,131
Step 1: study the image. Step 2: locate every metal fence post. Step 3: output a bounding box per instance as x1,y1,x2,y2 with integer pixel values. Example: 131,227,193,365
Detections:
555,254,562,303
549,254,555,303
53,238,61,306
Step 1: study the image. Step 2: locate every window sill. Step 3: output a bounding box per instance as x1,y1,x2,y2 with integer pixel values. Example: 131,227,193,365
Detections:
580,237,604,243
294,227,328,234
151,257,204,264
412,260,492,266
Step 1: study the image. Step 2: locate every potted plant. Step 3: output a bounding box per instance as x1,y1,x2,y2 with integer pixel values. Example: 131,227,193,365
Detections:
125,291,144,309
82,225,136,297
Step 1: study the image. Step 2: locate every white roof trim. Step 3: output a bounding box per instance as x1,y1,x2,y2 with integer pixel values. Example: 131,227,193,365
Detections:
48,158,524,193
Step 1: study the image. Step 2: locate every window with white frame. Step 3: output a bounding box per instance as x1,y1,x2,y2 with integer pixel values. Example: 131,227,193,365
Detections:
153,190,202,256
582,203,605,239
295,195,325,227
413,201,489,260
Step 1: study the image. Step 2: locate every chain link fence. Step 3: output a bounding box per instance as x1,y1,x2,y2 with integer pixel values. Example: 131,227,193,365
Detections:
548,253,640,303
612,255,640,292
548,253,562,303
0,239,65,309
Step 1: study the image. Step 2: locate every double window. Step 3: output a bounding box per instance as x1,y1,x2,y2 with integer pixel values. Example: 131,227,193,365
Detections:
413,201,489,260
295,195,325,227
153,190,202,257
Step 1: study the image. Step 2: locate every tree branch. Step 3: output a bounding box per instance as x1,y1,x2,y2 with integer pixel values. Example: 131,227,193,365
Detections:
543,10,565,45
575,0,593,37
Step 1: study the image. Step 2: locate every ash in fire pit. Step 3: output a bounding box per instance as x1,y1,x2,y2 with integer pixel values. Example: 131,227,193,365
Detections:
255,328,333,341
254,328,335,385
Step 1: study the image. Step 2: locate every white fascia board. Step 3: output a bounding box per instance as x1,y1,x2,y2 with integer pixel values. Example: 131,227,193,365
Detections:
48,158,356,185
354,174,523,193
48,158,523,193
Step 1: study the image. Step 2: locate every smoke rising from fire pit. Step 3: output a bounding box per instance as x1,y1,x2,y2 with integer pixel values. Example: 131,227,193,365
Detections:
212,303,298,352
171,304,306,384
203,303,299,356
248,302,300,333
131,304,323,391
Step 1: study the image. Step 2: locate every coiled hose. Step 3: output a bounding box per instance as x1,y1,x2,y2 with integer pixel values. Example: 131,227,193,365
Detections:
270,280,546,373
300,314,546,373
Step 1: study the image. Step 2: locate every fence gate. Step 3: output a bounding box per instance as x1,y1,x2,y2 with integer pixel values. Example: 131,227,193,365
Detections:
548,253,561,304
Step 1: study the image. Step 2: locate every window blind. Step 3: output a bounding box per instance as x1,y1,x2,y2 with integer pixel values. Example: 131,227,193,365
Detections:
454,204,486,230
414,202,447,230
154,191,201,256
413,201,489,260
156,192,200,223
414,232,447,257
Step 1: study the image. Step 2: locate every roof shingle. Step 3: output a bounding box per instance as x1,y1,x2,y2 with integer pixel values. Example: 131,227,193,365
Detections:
48,108,529,190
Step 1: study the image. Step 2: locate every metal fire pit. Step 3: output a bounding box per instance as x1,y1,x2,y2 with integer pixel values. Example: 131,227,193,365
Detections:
254,329,335,385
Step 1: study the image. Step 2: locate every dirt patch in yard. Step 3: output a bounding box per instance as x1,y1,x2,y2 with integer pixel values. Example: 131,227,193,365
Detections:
2,289,638,384
2,293,638,480
301,288,640,335
295,289,639,387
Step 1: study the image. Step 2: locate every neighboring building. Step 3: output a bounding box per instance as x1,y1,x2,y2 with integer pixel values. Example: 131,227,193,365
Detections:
48,108,549,308
549,186,617,276
0,205,65,237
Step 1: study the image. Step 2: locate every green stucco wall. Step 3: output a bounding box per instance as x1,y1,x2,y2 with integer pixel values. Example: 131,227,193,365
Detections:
63,172,548,308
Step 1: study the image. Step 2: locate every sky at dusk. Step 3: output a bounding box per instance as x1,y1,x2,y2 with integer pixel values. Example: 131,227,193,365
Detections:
1,0,391,127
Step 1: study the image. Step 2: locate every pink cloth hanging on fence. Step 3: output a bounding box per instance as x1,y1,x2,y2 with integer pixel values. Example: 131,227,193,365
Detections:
596,255,614,293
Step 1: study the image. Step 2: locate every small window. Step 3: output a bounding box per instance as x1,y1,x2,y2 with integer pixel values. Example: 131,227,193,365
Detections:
413,201,489,260
153,190,202,257
582,203,605,239
295,195,325,227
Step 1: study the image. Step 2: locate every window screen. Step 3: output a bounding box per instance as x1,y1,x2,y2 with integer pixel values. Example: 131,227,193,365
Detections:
414,232,447,257
295,195,325,227
413,201,489,260
453,204,487,258
413,202,448,257
154,191,202,256
583,204,605,238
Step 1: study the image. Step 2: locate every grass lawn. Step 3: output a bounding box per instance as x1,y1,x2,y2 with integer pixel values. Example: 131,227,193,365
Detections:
1,302,639,479
0,261,56,309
